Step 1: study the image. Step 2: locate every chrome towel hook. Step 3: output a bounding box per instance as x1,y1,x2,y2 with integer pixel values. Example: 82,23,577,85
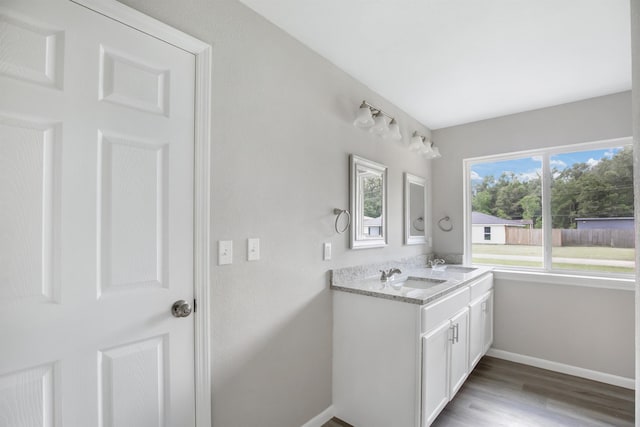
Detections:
333,208,351,234
437,216,453,232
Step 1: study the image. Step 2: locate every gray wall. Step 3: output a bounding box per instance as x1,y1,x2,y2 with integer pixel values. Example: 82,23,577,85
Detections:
494,279,634,378
432,92,634,379
630,0,639,413
116,0,431,425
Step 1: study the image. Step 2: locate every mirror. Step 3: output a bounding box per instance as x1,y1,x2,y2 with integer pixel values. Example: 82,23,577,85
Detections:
350,155,388,249
404,173,427,245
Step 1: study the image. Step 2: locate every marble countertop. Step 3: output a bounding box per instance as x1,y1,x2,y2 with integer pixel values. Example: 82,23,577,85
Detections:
330,266,493,305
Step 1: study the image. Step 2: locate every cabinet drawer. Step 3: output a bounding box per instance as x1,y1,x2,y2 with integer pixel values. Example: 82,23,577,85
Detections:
470,273,493,301
422,287,470,333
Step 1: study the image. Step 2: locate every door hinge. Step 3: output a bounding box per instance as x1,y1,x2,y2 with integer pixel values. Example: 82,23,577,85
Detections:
193,299,197,313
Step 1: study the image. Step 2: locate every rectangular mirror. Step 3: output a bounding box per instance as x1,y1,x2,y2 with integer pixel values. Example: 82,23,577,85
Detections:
404,173,427,245
350,155,388,249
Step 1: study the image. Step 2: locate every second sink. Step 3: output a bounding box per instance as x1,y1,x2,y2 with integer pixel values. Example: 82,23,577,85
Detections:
445,266,478,273
401,276,447,290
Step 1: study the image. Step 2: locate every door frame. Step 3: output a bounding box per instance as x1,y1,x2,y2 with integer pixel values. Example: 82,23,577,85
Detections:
69,0,213,425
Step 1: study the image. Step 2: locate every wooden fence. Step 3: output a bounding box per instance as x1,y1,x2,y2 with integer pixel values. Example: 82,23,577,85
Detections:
505,228,561,246
505,228,634,248
560,229,635,248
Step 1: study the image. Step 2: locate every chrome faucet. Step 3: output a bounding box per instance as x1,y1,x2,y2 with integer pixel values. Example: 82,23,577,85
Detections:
429,259,446,268
380,268,402,282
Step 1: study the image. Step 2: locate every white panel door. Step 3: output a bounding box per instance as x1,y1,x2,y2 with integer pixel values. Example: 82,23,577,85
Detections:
0,0,196,425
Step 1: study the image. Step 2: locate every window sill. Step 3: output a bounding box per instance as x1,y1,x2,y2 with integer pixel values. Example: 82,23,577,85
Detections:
491,268,635,291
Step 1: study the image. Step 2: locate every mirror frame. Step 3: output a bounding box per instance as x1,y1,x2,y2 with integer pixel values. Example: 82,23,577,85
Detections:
404,172,428,245
350,155,388,249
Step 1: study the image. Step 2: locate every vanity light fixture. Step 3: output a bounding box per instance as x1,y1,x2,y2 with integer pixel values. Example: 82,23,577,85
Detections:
352,101,438,156
353,100,401,141
409,131,441,159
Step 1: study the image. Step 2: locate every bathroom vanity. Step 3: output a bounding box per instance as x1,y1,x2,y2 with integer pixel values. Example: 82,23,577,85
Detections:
331,267,493,427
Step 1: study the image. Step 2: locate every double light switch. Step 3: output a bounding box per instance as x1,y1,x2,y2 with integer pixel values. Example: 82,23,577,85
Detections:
218,238,260,265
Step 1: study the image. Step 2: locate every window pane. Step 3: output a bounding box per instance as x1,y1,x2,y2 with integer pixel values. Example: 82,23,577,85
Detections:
550,146,635,274
470,157,543,268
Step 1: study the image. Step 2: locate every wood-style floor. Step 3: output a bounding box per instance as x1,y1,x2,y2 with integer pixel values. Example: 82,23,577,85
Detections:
434,356,634,426
324,356,634,427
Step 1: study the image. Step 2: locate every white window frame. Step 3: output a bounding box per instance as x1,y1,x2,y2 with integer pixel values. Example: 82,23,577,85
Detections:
463,137,634,280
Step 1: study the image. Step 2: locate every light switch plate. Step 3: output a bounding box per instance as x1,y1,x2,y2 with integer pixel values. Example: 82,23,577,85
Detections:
248,238,260,261
323,242,331,261
218,240,233,265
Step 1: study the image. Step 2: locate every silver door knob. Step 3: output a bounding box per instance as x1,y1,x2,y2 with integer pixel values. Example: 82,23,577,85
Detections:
171,300,192,318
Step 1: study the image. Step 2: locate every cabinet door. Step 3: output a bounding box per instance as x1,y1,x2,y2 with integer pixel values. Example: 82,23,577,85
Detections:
421,321,451,426
483,291,494,353
468,296,485,370
449,308,469,397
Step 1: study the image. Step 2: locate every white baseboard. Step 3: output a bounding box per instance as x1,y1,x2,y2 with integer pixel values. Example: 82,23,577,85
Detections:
301,405,335,427
487,348,635,390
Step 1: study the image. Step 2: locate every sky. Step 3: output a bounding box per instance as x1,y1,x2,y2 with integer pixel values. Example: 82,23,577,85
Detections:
470,147,622,182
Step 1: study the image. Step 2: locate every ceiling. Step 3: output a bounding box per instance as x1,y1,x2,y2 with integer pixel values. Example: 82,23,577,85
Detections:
236,0,631,129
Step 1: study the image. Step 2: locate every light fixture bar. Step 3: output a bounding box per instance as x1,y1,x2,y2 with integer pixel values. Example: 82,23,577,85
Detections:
360,100,394,121
412,131,427,141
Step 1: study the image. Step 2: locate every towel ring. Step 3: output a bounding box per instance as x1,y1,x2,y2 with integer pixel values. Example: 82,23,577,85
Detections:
412,217,425,232
333,208,351,234
437,216,453,232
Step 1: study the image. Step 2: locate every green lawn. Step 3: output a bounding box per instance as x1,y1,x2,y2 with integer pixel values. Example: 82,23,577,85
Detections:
473,244,542,257
472,244,635,260
472,258,542,268
472,244,635,274
472,258,634,273
551,263,634,274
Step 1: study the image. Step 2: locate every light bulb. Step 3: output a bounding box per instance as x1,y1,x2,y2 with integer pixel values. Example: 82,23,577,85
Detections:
369,114,390,135
409,134,424,151
422,142,435,158
385,119,402,141
353,104,374,128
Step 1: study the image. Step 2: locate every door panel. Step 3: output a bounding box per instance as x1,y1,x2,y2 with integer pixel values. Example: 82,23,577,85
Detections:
0,115,59,303
0,362,58,426
99,335,168,427
99,46,170,116
98,131,169,293
421,321,450,426
0,12,64,89
483,291,494,353
468,295,484,370
0,1,196,425
449,308,469,397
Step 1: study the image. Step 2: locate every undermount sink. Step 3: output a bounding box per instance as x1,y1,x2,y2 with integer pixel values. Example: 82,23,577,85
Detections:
401,276,447,290
445,266,478,273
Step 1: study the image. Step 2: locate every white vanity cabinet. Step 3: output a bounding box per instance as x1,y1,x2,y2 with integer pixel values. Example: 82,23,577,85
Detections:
420,287,470,425
333,272,493,427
